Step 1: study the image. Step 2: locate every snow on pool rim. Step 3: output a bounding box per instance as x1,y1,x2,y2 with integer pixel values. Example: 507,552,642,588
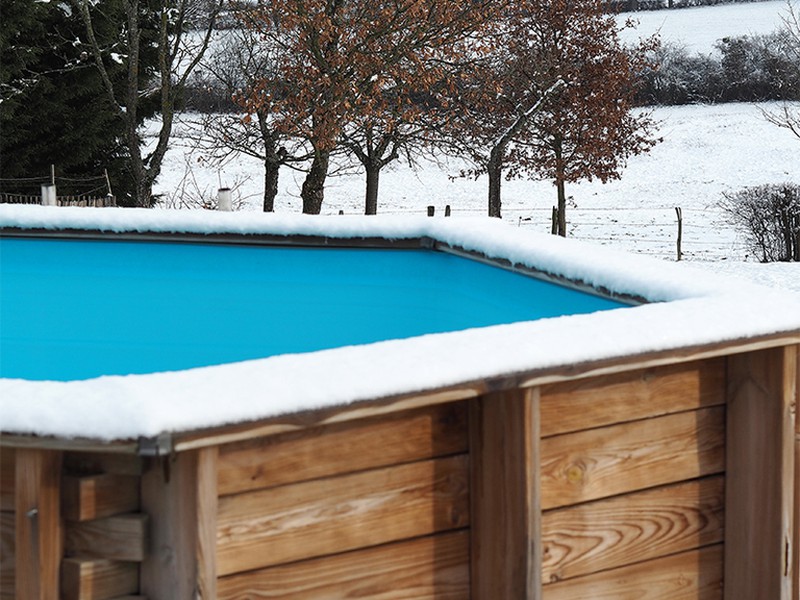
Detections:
2,205,799,441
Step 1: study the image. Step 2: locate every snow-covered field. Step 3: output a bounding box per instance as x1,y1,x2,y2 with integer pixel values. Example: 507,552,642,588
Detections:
619,0,792,52
159,102,799,265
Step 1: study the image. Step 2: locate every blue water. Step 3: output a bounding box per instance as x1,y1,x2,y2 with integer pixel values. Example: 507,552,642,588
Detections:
0,237,626,381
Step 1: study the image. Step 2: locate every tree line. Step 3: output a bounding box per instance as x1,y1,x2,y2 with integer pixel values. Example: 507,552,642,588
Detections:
4,0,658,234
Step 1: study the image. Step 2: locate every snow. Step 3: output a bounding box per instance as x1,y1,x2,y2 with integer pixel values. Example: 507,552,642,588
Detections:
162,101,799,262
2,205,800,441
618,0,793,53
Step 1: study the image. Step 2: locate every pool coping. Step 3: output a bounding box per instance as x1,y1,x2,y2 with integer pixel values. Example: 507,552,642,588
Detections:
2,206,800,445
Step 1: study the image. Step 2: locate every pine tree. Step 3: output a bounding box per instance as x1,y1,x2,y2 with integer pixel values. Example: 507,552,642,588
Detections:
0,0,135,201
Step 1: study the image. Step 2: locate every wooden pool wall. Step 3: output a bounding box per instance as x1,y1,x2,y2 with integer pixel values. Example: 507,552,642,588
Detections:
1,344,798,599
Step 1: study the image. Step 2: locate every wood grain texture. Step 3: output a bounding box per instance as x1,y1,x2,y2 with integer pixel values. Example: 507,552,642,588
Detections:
140,447,218,600
0,512,13,599
541,406,726,510
218,530,469,600
217,402,467,496
175,388,480,453
795,345,800,600
469,389,540,600
0,450,13,512
63,453,142,477
60,558,139,600
62,474,140,522
65,514,148,562
542,544,724,600
14,449,62,600
217,454,470,577
542,476,725,584
540,359,726,437
725,347,796,600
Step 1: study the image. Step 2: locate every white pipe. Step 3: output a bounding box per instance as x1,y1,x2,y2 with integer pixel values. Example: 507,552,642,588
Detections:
218,188,232,212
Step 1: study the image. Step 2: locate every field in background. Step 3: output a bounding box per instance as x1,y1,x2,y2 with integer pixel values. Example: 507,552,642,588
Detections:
618,0,789,53
154,1,799,264
160,101,799,262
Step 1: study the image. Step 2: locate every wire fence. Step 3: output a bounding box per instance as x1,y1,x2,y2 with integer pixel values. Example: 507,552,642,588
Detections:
0,172,116,207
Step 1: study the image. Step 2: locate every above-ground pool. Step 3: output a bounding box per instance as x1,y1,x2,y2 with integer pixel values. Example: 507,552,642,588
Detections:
2,209,800,600
0,235,626,381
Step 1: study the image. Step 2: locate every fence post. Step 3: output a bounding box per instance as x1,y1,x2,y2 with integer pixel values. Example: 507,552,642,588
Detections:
217,188,232,211
427,206,435,217
551,207,558,235
41,184,57,206
445,205,451,217
675,207,683,261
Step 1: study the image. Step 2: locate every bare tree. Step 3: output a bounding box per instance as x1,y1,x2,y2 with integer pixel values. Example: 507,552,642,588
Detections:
763,1,800,142
72,0,224,207
186,22,310,211
241,0,498,215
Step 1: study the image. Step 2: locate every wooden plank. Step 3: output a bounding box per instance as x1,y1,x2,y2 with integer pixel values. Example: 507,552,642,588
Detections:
542,544,724,599
175,387,480,453
217,402,467,496
14,449,62,600
0,512,13,599
62,474,140,522
140,447,217,600
216,454,470,577
725,346,796,600
0,450,14,512
469,389,540,600
540,358,726,437
217,530,469,600
65,514,148,562
795,346,800,600
542,476,725,584
63,453,142,477
60,558,138,600
541,406,725,510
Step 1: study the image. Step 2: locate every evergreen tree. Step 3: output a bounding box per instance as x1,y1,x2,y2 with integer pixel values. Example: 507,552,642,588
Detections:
0,0,141,202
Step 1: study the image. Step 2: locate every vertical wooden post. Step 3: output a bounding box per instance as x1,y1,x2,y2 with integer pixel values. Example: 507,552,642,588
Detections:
794,346,800,600
140,447,218,599
470,388,541,599
427,206,435,217
15,449,62,600
675,207,683,261
445,205,451,217
725,346,797,600
551,207,558,235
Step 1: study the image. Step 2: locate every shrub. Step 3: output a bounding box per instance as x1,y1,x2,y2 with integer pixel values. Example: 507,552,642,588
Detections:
638,34,800,106
638,43,722,105
721,184,800,262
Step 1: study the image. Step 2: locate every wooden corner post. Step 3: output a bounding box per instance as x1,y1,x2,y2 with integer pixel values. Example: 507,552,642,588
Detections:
140,446,218,599
726,346,797,600
15,449,63,600
470,388,541,599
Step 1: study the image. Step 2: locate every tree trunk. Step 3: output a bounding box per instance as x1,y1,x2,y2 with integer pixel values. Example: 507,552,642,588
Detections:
487,144,504,218
301,149,329,214
556,177,567,237
263,160,279,212
365,163,380,215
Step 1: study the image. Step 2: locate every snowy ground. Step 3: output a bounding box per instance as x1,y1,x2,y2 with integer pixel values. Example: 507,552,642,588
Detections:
618,0,792,52
158,101,800,266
